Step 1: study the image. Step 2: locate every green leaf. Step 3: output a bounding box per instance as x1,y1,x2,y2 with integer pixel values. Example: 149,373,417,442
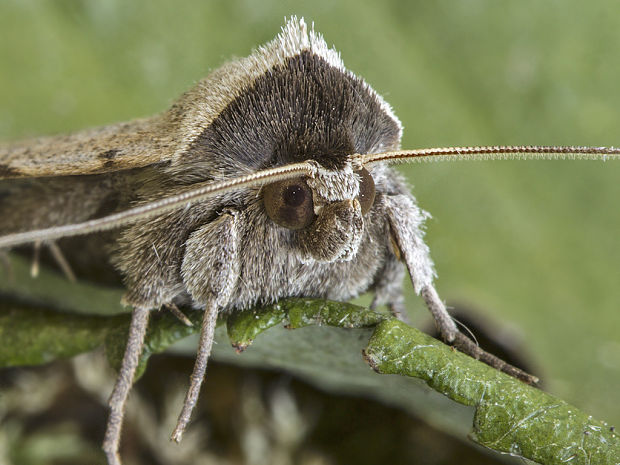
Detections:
1,255,619,464
365,319,620,465
0,300,123,367
226,297,384,351
223,302,620,465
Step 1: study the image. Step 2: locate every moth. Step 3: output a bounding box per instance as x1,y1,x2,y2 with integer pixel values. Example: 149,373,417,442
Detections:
0,17,618,465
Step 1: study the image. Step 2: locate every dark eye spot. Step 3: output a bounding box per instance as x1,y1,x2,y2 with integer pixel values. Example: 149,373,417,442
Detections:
282,184,307,207
356,167,376,215
263,178,315,230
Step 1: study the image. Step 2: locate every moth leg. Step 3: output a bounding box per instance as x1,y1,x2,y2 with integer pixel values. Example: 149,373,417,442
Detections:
172,212,241,442
421,285,537,383
47,241,77,282
29,240,77,282
165,302,193,327
382,193,457,337
370,256,407,321
30,241,42,278
103,306,151,465
384,194,538,385
171,301,218,442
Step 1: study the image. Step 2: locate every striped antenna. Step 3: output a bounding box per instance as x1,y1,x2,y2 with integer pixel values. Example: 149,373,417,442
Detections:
0,161,316,248
0,145,618,248
361,145,620,165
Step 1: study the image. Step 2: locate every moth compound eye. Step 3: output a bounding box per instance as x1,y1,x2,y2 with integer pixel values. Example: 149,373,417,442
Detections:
356,167,376,215
262,178,316,229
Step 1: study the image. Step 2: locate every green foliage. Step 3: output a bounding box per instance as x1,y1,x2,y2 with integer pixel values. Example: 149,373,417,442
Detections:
0,301,122,367
1,276,618,464
367,320,619,464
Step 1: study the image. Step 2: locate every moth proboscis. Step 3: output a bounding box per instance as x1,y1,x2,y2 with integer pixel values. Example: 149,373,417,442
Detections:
1,17,618,465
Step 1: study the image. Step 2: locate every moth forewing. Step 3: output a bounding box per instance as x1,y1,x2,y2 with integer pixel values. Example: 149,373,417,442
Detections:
0,116,172,179
1,16,619,465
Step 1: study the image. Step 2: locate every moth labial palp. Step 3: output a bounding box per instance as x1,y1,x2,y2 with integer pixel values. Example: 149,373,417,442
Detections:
1,16,619,465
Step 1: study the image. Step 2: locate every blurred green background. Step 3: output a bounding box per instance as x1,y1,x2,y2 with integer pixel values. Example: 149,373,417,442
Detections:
0,0,619,453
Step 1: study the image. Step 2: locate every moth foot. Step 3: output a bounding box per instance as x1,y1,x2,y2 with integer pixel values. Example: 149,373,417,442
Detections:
451,331,540,385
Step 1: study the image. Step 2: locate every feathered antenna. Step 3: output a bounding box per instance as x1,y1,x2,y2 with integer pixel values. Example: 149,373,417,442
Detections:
0,162,316,248
361,145,620,165
0,145,618,249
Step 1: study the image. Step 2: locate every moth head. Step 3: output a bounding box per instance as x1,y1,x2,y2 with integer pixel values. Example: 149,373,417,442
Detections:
262,159,376,262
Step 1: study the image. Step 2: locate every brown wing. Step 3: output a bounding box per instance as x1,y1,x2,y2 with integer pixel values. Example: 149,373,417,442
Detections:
0,114,177,180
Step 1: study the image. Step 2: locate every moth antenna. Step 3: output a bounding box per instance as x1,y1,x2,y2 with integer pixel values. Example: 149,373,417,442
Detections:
3,146,617,250
361,145,620,166
0,162,316,249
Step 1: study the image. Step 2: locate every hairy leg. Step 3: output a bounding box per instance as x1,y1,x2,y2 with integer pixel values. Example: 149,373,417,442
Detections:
371,256,407,320
385,193,538,385
103,306,151,465
172,211,241,441
48,241,77,282
171,302,219,442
